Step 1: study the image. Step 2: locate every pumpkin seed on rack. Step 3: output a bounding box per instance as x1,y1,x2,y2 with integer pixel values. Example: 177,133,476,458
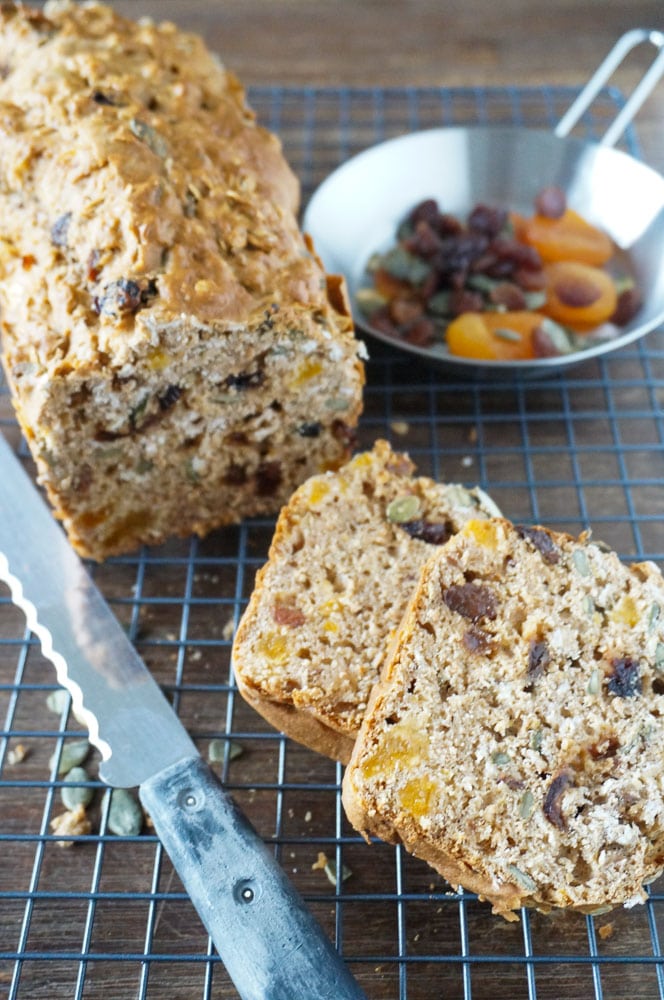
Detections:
323,858,352,887
46,689,69,716
108,788,144,836
208,738,244,764
50,738,91,776
61,766,94,810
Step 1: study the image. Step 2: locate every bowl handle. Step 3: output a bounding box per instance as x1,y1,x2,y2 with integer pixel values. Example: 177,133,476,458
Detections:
555,28,664,147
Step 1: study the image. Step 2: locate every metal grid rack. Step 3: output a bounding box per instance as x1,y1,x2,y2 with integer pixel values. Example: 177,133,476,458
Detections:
1,84,663,1000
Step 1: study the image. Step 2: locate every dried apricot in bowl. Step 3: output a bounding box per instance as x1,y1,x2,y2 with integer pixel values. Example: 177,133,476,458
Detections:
446,311,542,361
543,261,618,330
521,208,614,266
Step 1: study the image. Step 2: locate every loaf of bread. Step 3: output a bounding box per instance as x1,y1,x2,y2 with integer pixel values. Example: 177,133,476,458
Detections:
342,518,664,918
0,1,364,559
232,440,501,762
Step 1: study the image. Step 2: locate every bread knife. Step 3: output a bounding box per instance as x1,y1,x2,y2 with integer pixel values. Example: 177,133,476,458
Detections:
0,433,366,1000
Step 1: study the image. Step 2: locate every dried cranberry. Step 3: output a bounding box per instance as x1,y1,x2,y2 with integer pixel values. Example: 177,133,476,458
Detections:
443,582,497,623
399,519,451,545
607,657,641,698
515,525,560,564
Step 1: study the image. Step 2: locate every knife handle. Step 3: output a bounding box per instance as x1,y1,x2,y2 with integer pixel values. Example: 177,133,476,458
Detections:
139,755,366,1000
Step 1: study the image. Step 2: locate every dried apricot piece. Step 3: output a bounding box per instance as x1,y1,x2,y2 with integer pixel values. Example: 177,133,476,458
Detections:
446,311,541,361
543,261,617,330
522,208,614,266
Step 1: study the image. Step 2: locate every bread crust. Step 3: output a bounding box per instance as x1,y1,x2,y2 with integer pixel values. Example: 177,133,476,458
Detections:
0,1,364,559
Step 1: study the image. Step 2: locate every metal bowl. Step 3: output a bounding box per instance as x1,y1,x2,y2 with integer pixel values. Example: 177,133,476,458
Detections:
303,30,664,379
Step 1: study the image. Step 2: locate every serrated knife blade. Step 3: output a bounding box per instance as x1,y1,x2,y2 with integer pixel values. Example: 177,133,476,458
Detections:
0,432,366,1000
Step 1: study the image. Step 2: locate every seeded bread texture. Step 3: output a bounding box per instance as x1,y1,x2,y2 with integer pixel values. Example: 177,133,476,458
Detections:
343,518,664,918
232,440,501,762
0,1,364,559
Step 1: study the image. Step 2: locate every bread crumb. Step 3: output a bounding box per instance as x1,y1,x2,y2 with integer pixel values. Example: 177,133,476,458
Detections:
304,810,312,823
598,922,614,940
468,426,478,443
461,455,474,467
222,617,236,641
312,851,328,870
50,804,91,847
7,743,29,765
390,420,409,436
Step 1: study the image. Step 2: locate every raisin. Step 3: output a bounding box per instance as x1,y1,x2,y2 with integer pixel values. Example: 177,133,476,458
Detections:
94,277,158,317
462,625,494,655
50,212,72,248
297,421,321,438
543,767,575,830
407,198,440,228
468,204,508,238
92,90,117,106
255,461,282,496
272,603,306,628
534,186,567,219
223,464,247,485
527,639,550,682
607,657,641,698
158,385,182,411
400,519,452,545
611,286,642,326
442,582,497,623
331,419,357,450
224,370,265,391
515,525,560,564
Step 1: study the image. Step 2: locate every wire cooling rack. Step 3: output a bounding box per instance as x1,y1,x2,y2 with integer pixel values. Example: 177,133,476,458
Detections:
1,84,664,1000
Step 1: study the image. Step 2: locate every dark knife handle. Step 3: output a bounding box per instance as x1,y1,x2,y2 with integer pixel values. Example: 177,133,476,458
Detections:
139,755,366,1000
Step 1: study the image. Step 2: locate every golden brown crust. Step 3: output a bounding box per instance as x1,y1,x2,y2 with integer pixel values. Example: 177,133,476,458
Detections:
0,1,365,558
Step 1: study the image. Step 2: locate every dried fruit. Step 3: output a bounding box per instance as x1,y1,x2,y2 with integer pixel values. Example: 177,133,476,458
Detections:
94,277,158,317
607,657,641,698
442,582,497,623
50,212,72,248
527,639,550,682
398,519,451,544
543,767,575,830
515,525,560,564
272,602,306,628
359,189,636,361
